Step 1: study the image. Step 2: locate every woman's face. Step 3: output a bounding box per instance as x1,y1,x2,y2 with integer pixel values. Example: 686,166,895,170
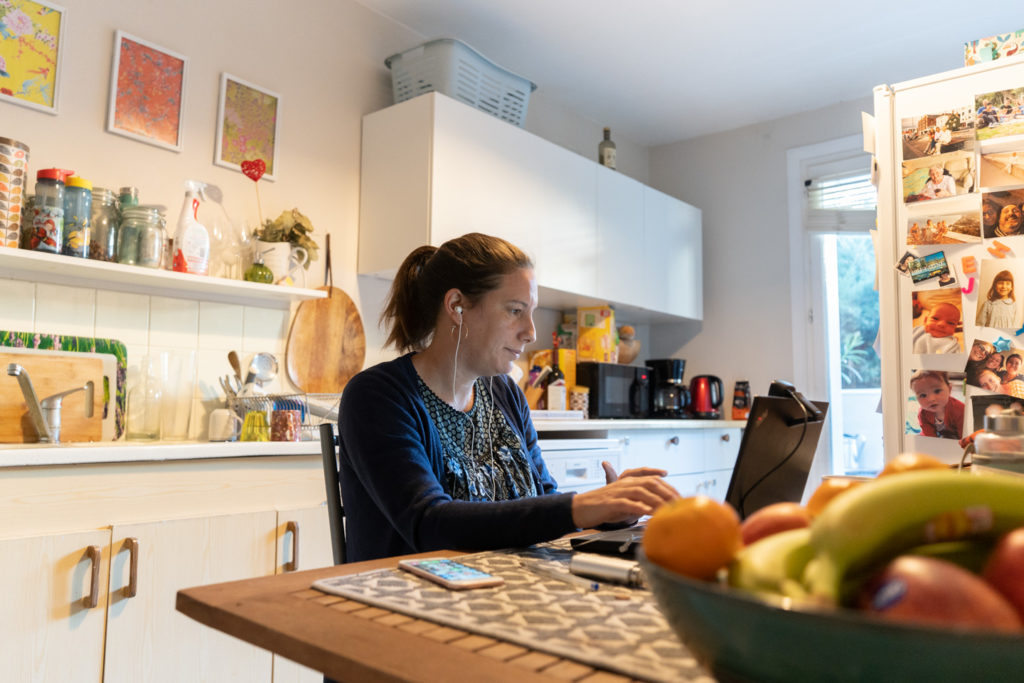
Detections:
970,343,990,361
983,203,999,227
999,204,1023,233
987,353,1004,370
929,167,943,184
459,267,538,377
1007,356,1022,376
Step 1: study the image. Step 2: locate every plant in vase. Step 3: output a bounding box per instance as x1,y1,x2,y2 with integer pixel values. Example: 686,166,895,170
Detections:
248,209,319,284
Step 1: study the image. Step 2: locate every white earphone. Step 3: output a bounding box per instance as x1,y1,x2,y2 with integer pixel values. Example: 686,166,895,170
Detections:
455,305,463,315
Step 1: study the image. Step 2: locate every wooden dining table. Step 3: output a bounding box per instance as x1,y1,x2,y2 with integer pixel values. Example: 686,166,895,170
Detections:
176,550,647,682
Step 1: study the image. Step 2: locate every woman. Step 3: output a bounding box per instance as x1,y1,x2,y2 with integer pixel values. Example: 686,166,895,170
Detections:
338,233,678,562
982,198,1000,238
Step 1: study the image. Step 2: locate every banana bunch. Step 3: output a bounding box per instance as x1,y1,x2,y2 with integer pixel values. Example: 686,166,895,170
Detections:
729,470,1024,605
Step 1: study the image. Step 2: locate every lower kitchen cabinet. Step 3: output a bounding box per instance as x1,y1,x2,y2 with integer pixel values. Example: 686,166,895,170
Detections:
271,504,335,683
0,455,330,683
104,511,278,683
0,529,111,682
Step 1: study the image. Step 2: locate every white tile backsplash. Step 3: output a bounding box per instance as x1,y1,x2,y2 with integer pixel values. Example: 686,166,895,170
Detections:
96,290,151,346
35,283,97,337
0,278,35,331
198,301,245,350
241,306,289,355
150,296,200,349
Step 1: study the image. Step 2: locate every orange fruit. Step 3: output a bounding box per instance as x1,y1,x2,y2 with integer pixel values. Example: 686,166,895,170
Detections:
878,453,949,478
642,495,742,581
806,477,866,517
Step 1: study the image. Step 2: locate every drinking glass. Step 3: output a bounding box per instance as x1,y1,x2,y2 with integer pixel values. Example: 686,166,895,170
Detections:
126,355,162,441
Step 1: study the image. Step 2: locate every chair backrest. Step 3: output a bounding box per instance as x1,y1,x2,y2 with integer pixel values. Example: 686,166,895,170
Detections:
319,422,347,564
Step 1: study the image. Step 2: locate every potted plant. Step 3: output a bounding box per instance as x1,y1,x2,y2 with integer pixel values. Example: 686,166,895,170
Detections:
250,209,319,284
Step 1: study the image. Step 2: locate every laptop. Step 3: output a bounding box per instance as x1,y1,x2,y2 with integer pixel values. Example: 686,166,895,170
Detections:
570,389,828,557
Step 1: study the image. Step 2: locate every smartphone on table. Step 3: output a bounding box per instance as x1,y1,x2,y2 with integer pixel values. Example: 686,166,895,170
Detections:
397,558,505,590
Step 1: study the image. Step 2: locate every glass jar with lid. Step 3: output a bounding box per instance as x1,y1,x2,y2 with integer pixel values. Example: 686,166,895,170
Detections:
62,176,92,258
121,205,166,269
89,187,119,261
973,406,1024,475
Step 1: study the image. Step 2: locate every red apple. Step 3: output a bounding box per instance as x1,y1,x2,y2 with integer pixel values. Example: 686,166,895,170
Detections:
739,502,812,546
983,527,1024,621
858,555,1022,633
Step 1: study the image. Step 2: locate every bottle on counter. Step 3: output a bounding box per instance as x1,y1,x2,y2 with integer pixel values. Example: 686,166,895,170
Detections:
545,332,567,412
89,187,119,261
62,176,92,258
172,181,210,275
30,168,74,253
598,127,617,170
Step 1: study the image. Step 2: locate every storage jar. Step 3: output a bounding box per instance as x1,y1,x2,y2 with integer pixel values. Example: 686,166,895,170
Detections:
62,176,92,258
89,187,119,261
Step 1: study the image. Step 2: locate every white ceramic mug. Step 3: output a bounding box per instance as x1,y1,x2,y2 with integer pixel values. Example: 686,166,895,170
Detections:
256,240,308,285
208,408,243,442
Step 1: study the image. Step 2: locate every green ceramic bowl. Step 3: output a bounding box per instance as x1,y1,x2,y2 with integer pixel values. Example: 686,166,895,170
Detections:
638,550,1024,682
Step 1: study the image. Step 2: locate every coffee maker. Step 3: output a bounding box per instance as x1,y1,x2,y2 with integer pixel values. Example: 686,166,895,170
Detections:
645,359,689,418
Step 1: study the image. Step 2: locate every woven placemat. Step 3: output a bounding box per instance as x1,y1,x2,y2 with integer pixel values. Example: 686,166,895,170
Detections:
313,541,714,683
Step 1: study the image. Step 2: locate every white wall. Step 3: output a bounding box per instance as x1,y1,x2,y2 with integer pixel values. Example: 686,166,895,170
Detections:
647,95,873,398
1,0,611,437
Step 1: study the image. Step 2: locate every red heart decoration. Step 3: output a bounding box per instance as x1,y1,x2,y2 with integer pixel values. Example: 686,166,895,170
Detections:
241,159,266,182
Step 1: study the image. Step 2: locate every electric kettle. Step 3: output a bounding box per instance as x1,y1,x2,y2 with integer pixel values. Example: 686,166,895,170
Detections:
689,375,723,419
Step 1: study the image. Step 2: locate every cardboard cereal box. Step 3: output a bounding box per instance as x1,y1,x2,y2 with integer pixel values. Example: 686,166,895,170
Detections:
576,306,617,363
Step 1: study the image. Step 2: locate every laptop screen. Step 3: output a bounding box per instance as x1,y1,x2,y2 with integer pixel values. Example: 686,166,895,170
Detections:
724,394,828,520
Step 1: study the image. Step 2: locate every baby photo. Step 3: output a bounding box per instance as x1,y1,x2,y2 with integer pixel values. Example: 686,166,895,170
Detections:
910,289,963,354
975,259,1024,329
979,150,1024,188
903,151,976,203
905,212,981,245
980,189,1024,238
905,369,965,441
908,250,951,284
900,108,975,162
975,88,1024,142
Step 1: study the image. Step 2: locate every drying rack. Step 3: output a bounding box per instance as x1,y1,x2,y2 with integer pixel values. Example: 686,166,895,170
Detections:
227,392,341,441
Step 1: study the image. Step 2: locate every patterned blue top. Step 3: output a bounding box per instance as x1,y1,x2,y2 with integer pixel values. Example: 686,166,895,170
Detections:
417,376,539,502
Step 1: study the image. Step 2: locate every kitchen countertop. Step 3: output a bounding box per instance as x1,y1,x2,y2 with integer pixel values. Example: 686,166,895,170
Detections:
533,418,746,432
0,419,746,468
0,439,321,468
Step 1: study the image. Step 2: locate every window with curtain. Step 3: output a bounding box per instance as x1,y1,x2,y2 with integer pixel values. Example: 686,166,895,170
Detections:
803,161,883,475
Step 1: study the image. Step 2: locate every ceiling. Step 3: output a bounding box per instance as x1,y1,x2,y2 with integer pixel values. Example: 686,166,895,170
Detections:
354,0,1019,146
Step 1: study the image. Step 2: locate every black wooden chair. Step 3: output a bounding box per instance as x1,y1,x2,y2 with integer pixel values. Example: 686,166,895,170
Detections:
319,422,347,564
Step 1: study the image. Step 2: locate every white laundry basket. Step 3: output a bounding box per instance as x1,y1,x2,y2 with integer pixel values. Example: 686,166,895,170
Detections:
385,38,537,127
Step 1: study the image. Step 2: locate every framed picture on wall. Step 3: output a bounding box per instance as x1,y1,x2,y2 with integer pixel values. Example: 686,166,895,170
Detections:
214,73,281,181
0,0,67,115
106,30,187,152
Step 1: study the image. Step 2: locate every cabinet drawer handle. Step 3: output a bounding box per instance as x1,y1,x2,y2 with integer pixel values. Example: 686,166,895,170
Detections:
668,436,680,446
721,434,730,442
284,521,300,572
83,545,101,609
124,537,139,598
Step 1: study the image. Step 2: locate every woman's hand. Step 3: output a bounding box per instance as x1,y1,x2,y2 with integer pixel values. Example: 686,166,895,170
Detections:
571,462,679,529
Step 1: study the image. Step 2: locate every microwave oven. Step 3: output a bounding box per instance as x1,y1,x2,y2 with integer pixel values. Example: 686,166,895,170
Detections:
575,362,649,419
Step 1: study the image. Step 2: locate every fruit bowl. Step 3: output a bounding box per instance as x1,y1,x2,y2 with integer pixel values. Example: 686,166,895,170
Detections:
638,549,1024,682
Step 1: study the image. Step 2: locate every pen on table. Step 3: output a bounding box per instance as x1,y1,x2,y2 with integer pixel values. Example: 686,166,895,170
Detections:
530,564,601,591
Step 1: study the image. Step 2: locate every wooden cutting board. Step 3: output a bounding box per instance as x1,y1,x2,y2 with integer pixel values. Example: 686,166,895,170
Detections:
1,353,104,443
285,286,366,393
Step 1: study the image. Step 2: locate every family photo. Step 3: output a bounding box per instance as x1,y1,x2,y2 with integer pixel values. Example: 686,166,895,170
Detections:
905,212,981,245
981,188,1024,238
901,107,975,161
964,338,1024,399
975,87,1024,141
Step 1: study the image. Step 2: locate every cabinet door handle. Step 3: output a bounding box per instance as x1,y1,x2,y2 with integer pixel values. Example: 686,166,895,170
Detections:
668,436,680,446
124,537,139,598
284,521,299,572
83,545,101,609
721,434,730,442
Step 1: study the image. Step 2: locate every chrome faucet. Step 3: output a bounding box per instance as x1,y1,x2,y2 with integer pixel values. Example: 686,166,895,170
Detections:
6,363,95,444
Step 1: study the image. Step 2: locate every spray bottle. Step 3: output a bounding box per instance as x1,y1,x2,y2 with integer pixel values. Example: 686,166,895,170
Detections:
172,180,211,275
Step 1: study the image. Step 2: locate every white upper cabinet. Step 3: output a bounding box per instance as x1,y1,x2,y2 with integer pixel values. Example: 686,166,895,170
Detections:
644,186,702,319
358,93,701,321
